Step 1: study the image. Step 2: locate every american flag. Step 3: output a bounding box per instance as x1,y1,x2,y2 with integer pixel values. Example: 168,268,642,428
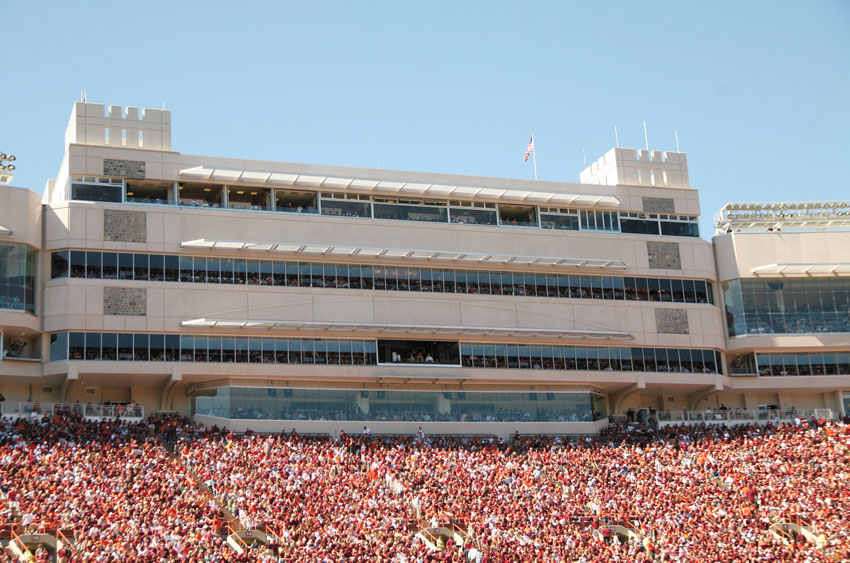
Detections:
523,133,534,162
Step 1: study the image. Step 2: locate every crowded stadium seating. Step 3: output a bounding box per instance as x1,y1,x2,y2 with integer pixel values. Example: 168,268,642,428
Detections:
1,410,848,562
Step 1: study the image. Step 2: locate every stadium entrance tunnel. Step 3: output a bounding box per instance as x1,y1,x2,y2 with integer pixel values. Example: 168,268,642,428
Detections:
6,533,58,561
227,528,270,554
416,526,469,552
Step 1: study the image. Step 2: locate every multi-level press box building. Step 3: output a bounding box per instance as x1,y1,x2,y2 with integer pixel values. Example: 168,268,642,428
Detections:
0,102,847,435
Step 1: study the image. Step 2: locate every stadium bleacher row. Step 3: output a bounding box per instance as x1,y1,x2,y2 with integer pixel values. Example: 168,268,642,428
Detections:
1,411,848,562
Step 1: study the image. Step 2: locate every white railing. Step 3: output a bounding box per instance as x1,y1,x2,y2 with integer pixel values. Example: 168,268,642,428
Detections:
655,409,832,424
0,402,144,419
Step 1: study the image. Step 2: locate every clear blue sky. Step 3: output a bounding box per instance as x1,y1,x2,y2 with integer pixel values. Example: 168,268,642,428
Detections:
3,0,849,239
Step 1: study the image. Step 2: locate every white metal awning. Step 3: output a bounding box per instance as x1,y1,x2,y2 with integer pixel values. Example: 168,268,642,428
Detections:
0,224,12,236
180,239,629,270
181,318,635,341
752,263,850,277
178,166,621,208
715,200,850,234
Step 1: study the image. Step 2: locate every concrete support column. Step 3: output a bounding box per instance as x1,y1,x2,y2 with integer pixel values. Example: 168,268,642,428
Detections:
687,380,724,411
611,377,646,415
160,367,181,412
61,366,78,402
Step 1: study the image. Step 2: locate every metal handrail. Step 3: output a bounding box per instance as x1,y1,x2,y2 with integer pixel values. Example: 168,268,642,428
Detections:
654,409,830,423
10,529,30,557
57,529,78,554
0,401,144,419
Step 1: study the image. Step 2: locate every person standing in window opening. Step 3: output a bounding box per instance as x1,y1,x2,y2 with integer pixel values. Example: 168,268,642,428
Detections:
392,352,400,363
425,353,434,363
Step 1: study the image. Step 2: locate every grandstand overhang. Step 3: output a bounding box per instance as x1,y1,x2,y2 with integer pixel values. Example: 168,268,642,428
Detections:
180,318,635,341
0,224,13,236
714,200,850,234
180,239,629,270
752,263,850,277
178,166,622,208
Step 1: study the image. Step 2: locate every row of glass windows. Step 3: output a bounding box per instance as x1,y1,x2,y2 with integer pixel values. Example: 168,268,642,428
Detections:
49,332,722,374
192,387,608,423
0,243,38,315
69,178,700,237
723,279,850,337
755,352,850,376
460,343,721,373
51,251,716,305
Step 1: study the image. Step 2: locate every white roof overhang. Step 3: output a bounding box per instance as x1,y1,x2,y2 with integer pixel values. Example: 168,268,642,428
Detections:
181,318,635,341
0,224,12,236
178,166,621,208
180,239,628,270
752,263,850,277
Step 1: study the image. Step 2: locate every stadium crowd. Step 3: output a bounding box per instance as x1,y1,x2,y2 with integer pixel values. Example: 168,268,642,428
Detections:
0,407,848,562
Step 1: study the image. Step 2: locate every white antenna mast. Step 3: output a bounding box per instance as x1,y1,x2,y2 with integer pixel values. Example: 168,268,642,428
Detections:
614,126,620,148
582,147,587,166
643,120,649,151
674,130,680,152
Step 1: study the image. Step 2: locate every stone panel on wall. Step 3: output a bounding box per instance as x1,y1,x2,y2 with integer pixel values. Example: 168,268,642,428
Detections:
641,197,676,213
103,288,146,316
103,158,146,179
655,308,689,334
103,209,146,243
647,241,681,270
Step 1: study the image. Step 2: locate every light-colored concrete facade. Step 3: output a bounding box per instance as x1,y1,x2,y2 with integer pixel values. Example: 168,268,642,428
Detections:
1,102,847,435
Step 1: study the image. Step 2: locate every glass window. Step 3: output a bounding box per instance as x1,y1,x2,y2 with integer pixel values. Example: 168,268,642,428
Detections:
85,252,102,279
233,260,247,285
660,221,699,237
192,257,207,283
149,334,164,361
133,254,149,281
133,334,149,361
85,332,101,360
71,182,123,203
69,251,86,278
220,259,234,284
165,335,180,362
499,204,537,227
179,256,193,283
51,250,70,279
373,200,447,223
274,190,318,213
450,207,498,225
118,334,134,361
274,339,289,364
443,269,456,293
320,197,371,218
102,333,117,361
149,254,164,281
221,338,235,363
68,332,84,360
540,213,579,230
620,217,660,235
259,261,274,286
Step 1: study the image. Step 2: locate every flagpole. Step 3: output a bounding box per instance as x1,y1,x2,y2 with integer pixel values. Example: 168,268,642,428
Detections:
531,130,538,181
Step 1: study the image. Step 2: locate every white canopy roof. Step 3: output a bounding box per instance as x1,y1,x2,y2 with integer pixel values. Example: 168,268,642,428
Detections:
180,239,629,270
752,263,850,277
181,318,635,341
179,166,621,208
0,224,12,236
